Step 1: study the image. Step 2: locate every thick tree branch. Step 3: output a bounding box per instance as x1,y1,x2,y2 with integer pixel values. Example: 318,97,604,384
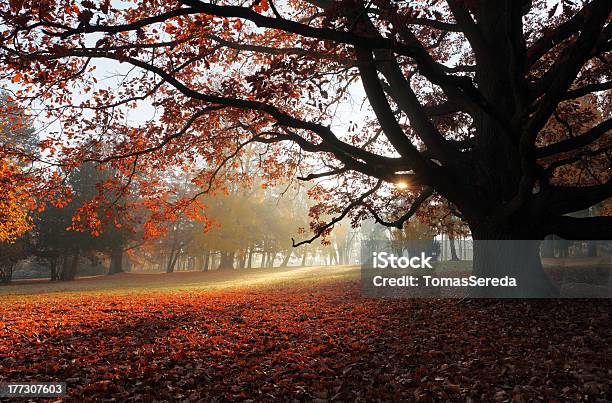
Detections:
46,48,407,174
355,48,433,175
48,1,432,61
525,0,610,140
423,101,462,117
446,0,487,59
561,81,612,101
54,8,200,38
510,0,611,215
535,118,612,158
179,0,431,59
375,50,463,162
256,130,420,185
526,0,606,67
546,179,612,216
543,146,611,179
546,215,612,240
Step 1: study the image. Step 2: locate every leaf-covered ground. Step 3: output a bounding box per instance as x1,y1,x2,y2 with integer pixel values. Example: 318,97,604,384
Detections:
0,273,610,402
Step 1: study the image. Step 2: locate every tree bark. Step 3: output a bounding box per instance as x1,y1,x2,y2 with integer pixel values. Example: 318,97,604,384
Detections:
49,256,58,281
60,249,80,281
541,236,555,258
449,234,459,261
280,251,291,267
124,255,131,272
218,251,235,270
203,250,210,271
238,251,246,269
557,239,570,258
247,247,253,269
587,241,597,257
266,252,274,268
0,264,13,283
166,250,179,273
108,246,124,275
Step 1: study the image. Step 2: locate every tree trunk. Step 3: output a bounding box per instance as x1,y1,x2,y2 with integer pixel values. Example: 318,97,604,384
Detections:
541,236,555,258
166,250,179,273
328,249,338,265
218,252,235,270
449,234,459,261
470,224,558,297
587,241,597,257
338,244,348,264
266,252,274,268
165,253,172,273
124,255,131,272
108,246,124,275
0,264,13,284
280,251,291,267
238,251,246,269
57,254,67,279
49,256,58,281
301,253,307,266
557,239,570,258
60,249,80,281
247,247,253,269
203,250,210,271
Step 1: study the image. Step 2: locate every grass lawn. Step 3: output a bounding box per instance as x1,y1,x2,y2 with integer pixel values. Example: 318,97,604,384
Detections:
0,265,360,297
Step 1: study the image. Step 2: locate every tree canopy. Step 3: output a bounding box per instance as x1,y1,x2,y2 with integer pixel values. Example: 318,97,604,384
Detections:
0,0,610,252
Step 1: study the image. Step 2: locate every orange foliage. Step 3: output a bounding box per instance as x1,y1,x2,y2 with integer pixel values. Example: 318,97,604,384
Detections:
0,160,34,242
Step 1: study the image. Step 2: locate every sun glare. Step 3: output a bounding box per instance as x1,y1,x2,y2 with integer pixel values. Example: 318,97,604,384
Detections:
395,182,409,190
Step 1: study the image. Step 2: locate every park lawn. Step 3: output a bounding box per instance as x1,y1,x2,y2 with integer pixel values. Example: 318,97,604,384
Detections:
0,265,360,298
0,266,610,401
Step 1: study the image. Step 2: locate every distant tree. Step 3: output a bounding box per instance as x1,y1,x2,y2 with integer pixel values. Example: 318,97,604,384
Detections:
33,163,137,279
0,162,33,243
0,94,37,282
0,240,24,283
0,94,37,244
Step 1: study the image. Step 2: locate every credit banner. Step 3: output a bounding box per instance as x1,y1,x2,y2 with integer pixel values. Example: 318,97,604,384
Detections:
361,240,612,298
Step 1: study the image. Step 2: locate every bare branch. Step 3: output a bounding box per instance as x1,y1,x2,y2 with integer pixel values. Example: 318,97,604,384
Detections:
297,167,347,181
84,106,225,163
364,187,434,229
292,180,382,247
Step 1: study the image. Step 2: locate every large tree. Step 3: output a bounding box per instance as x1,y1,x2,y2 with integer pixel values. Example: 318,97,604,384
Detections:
1,0,610,294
